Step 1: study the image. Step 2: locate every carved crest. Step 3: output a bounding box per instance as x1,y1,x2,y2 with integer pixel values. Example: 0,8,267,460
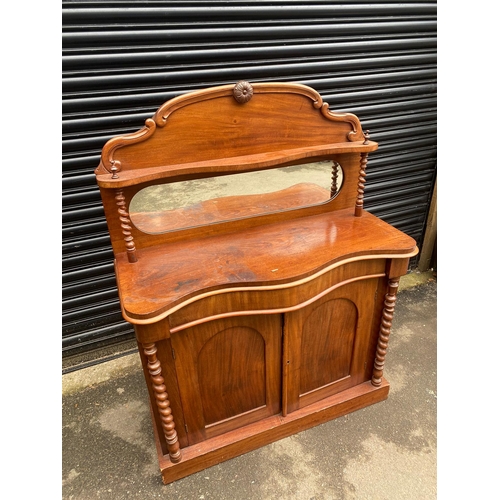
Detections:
233,81,254,103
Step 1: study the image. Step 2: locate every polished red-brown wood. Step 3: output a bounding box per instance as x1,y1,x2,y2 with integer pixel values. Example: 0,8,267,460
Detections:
114,208,416,324
154,378,390,485
171,314,282,445
95,81,418,484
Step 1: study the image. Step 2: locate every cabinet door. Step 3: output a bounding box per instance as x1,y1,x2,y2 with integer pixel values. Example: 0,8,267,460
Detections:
170,314,282,445
284,277,383,414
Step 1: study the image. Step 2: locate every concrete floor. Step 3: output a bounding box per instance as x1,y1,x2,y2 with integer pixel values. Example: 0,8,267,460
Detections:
62,271,436,500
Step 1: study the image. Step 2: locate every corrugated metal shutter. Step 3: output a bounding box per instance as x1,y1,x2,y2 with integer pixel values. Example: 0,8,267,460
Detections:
62,1,437,368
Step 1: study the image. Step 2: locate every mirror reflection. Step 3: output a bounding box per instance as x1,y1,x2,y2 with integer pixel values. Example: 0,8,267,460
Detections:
129,161,343,234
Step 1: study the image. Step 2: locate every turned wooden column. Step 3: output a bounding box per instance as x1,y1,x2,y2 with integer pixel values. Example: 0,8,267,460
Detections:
371,278,399,387
354,152,368,216
143,342,182,463
115,189,137,263
330,161,340,197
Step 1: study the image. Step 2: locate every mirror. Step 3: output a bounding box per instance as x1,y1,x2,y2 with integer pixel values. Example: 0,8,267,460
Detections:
129,161,343,234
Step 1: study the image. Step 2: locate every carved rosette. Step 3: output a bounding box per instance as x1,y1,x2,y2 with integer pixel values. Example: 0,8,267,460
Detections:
233,81,254,103
144,343,182,463
372,279,400,387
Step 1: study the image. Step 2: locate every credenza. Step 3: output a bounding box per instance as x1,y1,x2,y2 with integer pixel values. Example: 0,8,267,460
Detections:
95,81,418,484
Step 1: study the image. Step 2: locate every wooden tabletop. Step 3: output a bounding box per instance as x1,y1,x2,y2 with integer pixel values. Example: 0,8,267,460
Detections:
114,208,417,322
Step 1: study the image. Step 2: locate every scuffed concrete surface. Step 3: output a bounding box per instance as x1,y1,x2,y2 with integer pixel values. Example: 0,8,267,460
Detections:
62,277,436,499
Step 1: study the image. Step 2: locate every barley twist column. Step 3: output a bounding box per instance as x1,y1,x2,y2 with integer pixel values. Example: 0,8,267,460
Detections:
115,189,137,263
354,153,368,216
143,342,182,463
330,161,340,197
371,278,399,387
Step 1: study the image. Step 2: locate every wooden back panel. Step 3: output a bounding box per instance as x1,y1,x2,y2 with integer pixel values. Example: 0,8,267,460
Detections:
96,82,370,177
95,81,378,258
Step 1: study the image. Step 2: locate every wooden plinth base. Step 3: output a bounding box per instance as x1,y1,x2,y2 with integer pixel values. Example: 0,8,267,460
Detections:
152,378,390,485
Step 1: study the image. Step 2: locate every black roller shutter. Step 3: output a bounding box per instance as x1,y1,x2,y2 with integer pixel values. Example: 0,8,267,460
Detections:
62,1,437,368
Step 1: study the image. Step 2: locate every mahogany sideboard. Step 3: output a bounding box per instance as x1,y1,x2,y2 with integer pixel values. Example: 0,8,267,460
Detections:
95,81,418,484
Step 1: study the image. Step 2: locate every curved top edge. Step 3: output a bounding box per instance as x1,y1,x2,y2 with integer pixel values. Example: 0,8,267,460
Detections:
96,81,368,175
121,249,418,325
153,82,323,124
